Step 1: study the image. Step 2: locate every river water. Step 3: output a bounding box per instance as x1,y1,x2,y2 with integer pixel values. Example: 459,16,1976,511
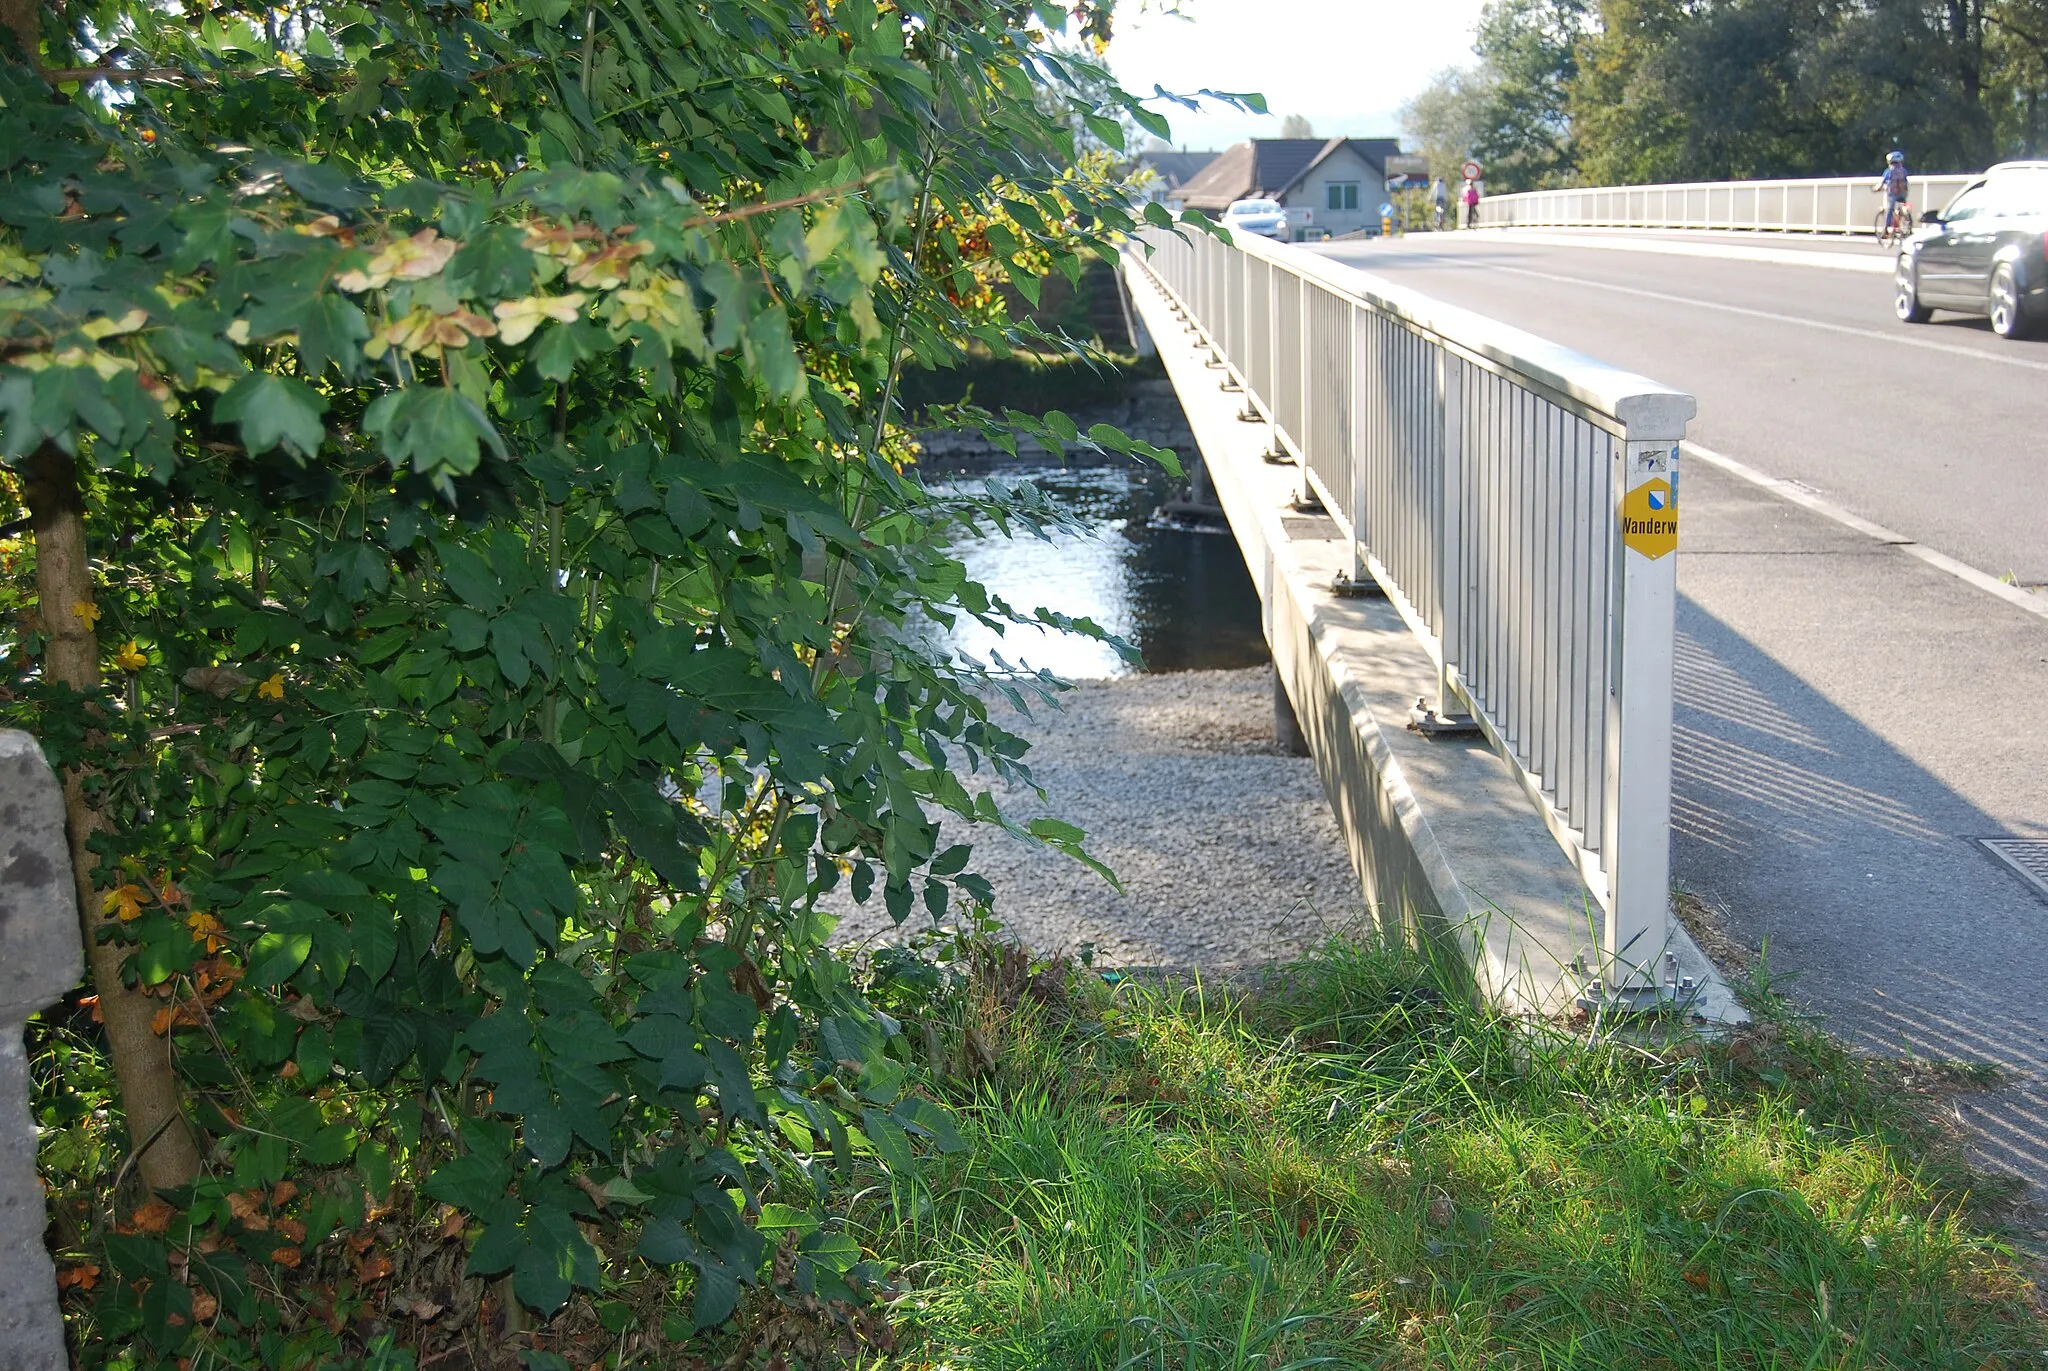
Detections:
915,461,1269,679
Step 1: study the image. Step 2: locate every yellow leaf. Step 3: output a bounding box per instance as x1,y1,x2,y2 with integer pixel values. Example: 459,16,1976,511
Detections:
71,600,101,628
114,640,148,671
492,292,586,345
336,230,459,293
81,308,149,340
102,883,146,922
257,672,285,700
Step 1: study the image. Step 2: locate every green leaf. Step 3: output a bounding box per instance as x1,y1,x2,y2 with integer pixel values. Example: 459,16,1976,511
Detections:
893,1096,967,1152
514,1242,572,1315
755,1203,821,1237
243,931,313,987
523,1104,573,1168
800,1230,861,1274
448,226,538,298
214,374,327,461
638,1218,698,1266
860,1107,914,1173
467,1211,527,1276
295,295,372,379
429,1150,514,1212
1129,103,1171,140
693,1263,742,1330
363,386,508,480
530,321,599,382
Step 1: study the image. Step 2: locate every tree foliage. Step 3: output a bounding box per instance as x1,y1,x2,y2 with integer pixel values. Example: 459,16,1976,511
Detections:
1405,0,2048,189
0,0,1200,1362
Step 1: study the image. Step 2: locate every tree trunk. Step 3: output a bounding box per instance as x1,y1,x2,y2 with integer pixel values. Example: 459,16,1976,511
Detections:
25,444,203,1192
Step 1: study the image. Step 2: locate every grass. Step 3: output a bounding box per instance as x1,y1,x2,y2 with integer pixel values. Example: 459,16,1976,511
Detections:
856,937,2046,1370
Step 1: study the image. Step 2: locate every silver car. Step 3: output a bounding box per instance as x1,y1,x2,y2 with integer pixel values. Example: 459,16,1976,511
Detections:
1222,198,1289,240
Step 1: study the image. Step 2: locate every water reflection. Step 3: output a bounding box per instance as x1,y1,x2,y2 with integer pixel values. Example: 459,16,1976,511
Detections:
915,461,1268,678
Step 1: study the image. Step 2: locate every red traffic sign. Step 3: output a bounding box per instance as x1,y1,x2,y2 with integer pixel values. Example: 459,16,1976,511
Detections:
1461,159,1483,181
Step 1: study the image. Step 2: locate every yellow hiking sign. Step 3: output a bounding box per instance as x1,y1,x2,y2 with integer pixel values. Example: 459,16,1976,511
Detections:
1622,478,1677,559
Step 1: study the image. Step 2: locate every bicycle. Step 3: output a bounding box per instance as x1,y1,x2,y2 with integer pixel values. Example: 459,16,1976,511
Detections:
1874,199,1912,249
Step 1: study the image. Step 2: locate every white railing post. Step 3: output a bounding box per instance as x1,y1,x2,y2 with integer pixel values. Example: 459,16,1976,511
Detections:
1297,270,1312,504
1603,415,1687,991
1437,350,1465,718
1350,305,1367,582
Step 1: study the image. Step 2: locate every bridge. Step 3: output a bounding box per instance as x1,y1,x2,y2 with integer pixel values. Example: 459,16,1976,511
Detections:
1123,184,2048,1188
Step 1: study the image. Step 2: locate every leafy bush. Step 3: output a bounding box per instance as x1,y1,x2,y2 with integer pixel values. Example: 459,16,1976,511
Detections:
0,0,1218,1362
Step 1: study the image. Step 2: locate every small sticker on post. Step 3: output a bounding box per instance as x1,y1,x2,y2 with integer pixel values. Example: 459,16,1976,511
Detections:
1622,477,1677,558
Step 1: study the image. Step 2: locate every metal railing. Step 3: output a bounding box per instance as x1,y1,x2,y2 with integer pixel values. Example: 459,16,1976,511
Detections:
1488,173,1978,235
1132,225,1697,993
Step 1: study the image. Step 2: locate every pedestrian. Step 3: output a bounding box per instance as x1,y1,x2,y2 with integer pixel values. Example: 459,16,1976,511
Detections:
1430,176,1448,230
1462,178,1481,229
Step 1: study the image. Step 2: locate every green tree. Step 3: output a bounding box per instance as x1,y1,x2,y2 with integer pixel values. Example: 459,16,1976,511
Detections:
1402,66,1493,182
1470,0,1589,189
1,0,1194,1362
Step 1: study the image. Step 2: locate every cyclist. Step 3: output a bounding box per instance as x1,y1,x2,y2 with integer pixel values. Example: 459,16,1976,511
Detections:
1877,150,1910,236
1430,176,1448,230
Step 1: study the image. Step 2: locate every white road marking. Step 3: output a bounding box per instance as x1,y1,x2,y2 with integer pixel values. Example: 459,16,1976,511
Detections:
1474,261,2048,374
1482,229,1894,275
1682,441,2048,623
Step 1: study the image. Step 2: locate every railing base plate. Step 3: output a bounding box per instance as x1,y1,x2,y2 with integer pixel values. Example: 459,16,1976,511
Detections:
1330,572,1383,599
1574,980,1704,1018
1408,701,1482,738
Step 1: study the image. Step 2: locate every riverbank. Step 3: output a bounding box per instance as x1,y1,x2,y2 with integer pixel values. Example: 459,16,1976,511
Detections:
832,666,1364,968
854,937,2045,1369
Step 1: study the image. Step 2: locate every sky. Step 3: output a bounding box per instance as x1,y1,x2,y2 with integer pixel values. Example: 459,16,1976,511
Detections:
1106,0,1492,152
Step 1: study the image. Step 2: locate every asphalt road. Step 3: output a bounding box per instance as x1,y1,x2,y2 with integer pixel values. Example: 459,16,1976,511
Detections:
1311,230,2048,1198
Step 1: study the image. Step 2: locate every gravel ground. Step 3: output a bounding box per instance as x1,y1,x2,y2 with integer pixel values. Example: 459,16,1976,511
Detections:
830,666,1366,969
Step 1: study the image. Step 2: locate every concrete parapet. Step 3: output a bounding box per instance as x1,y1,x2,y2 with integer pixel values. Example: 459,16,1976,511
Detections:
0,730,83,1370
1124,263,1742,1022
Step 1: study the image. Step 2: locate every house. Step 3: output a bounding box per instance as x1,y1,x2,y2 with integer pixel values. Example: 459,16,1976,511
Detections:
1176,137,1407,240
1131,147,1220,211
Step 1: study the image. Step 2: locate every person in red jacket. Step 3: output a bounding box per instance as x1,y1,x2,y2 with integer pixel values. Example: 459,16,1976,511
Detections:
1462,179,1482,229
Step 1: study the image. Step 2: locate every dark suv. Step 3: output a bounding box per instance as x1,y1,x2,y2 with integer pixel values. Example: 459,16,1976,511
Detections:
1895,161,2048,339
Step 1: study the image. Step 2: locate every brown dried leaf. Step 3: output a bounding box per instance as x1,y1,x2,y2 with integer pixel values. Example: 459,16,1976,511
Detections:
182,665,254,697
131,1199,174,1235
226,1191,269,1231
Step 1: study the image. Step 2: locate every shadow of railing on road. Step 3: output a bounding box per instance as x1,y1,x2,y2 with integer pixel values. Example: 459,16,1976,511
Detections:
1672,595,2048,1198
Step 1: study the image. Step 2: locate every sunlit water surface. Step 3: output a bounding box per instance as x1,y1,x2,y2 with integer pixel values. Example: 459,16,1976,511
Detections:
910,462,1268,679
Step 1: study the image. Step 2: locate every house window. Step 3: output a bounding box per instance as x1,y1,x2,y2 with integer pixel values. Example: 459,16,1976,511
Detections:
1327,182,1359,211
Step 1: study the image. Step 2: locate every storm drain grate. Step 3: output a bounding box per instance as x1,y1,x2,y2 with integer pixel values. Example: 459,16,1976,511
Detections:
1979,839,2048,904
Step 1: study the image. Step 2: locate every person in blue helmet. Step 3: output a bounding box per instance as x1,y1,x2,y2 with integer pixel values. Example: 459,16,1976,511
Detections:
1877,150,1910,236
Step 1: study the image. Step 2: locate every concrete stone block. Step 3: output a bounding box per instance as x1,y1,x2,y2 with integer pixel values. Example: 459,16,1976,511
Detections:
0,729,84,1371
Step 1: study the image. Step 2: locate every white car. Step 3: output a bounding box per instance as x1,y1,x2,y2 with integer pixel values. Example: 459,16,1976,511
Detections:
1222,198,1289,240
